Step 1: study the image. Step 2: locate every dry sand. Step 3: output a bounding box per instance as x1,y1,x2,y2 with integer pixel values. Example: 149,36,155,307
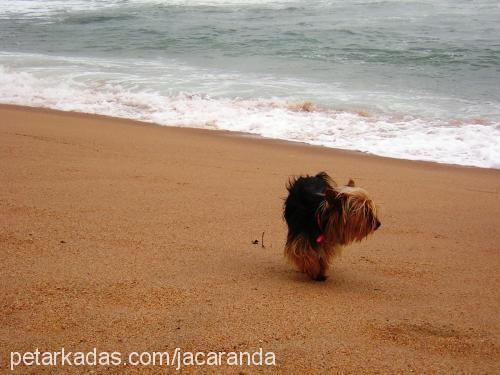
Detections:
1,104,499,373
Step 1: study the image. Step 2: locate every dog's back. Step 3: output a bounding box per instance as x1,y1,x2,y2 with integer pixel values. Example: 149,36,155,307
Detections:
284,172,333,246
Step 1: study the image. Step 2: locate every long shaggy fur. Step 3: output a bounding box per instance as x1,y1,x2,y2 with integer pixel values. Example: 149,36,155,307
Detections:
283,172,380,281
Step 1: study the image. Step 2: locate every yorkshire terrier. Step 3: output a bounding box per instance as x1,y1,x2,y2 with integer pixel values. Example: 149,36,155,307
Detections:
283,172,380,281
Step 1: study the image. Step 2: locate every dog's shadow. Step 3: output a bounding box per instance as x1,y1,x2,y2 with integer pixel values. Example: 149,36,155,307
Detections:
273,265,381,295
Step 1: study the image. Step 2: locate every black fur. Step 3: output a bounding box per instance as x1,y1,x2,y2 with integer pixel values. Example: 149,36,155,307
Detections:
283,172,334,249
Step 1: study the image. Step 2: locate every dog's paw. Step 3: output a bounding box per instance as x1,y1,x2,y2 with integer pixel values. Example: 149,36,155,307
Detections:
314,274,328,282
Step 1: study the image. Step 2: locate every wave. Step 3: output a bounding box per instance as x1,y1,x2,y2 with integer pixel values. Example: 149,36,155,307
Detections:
0,0,297,19
62,14,137,25
1,62,498,169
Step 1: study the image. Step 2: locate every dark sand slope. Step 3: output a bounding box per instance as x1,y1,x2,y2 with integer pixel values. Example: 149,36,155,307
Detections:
1,104,499,373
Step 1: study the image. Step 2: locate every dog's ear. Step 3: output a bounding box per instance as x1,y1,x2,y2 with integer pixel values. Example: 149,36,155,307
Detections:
347,179,355,187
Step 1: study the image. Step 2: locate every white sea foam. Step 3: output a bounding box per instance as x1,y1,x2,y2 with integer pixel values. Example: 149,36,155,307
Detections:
0,1,119,19
1,59,498,169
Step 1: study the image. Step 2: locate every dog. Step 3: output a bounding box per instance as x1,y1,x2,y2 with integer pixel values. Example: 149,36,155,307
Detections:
283,172,380,281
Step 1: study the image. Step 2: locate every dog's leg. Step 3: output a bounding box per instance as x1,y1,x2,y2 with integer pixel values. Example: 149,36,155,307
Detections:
302,251,325,281
315,255,328,281
285,236,330,281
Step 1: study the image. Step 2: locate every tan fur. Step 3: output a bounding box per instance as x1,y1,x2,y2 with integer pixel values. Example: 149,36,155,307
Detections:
284,235,343,280
324,186,379,245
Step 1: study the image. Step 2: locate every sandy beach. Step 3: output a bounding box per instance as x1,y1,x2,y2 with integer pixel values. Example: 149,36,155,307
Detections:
1,104,499,373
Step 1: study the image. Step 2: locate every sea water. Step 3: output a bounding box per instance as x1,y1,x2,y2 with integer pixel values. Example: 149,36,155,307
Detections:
1,0,499,168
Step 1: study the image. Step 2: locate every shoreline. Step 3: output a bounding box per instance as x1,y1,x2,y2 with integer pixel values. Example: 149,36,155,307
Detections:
1,103,496,172
1,103,499,373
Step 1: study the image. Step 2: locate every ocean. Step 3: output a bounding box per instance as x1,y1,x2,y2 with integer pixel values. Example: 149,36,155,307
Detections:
1,0,499,168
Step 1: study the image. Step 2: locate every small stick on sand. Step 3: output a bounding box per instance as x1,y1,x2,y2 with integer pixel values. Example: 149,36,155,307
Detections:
261,231,265,248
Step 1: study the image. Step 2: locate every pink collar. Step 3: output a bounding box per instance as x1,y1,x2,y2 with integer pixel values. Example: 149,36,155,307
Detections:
316,213,325,244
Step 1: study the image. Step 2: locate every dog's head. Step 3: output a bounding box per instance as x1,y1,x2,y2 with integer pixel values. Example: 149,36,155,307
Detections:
320,179,381,245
